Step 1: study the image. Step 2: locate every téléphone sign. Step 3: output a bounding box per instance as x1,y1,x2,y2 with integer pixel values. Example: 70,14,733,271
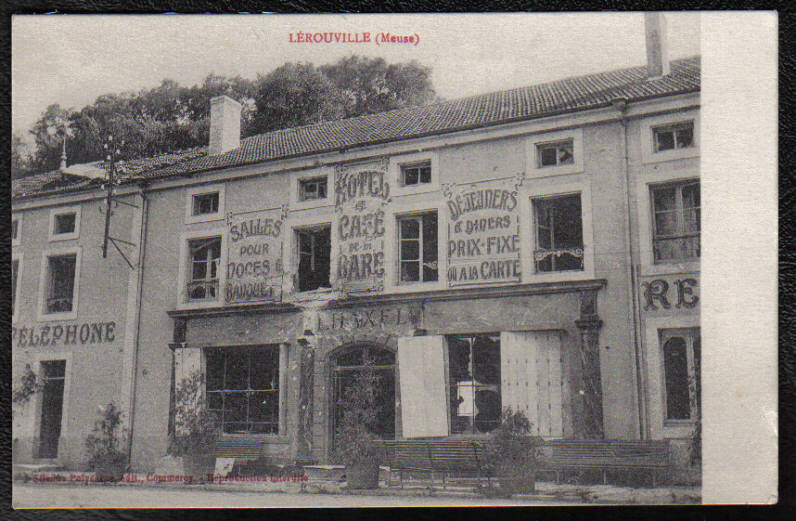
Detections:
334,160,391,293
444,175,523,287
225,208,285,303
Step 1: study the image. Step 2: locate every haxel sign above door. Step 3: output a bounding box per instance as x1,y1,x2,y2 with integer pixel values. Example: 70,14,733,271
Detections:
12,322,117,347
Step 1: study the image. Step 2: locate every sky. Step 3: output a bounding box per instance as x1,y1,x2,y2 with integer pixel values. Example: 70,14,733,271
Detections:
12,12,700,145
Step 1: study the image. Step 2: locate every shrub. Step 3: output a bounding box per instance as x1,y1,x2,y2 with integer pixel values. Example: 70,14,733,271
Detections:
12,364,44,408
85,402,128,471
169,370,219,456
479,408,543,496
332,359,381,466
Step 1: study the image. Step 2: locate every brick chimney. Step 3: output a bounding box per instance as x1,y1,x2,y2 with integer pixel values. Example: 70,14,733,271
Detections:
209,95,241,155
644,12,670,78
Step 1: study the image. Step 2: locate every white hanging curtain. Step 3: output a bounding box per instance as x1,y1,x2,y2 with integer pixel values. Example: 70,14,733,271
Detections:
500,331,563,437
397,335,449,438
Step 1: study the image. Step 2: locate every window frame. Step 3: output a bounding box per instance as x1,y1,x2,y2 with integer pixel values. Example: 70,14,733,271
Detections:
12,214,22,247
204,345,284,436
399,160,433,188
650,181,700,265
640,112,700,164
389,151,439,196
520,181,594,283
298,176,329,203
184,184,225,224
294,223,332,293
48,206,81,242
395,210,439,286
177,228,227,310
290,169,334,210
659,328,700,424
526,128,584,178
12,252,22,323
446,333,503,436
653,122,695,153
37,246,82,322
532,193,585,274
536,139,575,169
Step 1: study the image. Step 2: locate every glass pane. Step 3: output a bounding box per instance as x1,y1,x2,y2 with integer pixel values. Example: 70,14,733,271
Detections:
422,213,438,261
403,167,419,185
205,349,225,391
54,213,76,234
400,261,419,282
676,126,694,148
555,252,584,271
474,389,501,433
535,256,553,273
192,261,207,281
558,143,574,164
654,211,679,236
248,392,277,422
693,333,701,415
663,337,690,420
224,348,248,390
223,392,246,423
400,240,419,261
250,347,279,390
317,181,327,198
552,196,582,248
206,391,223,412
655,130,675,151
400,218,419,239
653,186,676,212
419,166,431,183
682,183,700,209
472,335,500,384
539,146,557,166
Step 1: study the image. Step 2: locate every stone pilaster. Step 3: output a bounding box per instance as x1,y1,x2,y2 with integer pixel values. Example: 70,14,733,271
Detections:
574,289,604,439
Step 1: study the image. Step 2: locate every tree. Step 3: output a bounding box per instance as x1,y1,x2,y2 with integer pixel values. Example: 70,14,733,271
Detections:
28,104,71,173
320,56,437,118
11,134,33,179
251,62,345,134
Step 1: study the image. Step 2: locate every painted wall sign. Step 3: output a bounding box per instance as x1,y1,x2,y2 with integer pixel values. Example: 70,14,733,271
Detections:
334,160,391,293
443,174,524,287
225,207,287,303
641,276,699,311
12,322,117,347
317,305,419,332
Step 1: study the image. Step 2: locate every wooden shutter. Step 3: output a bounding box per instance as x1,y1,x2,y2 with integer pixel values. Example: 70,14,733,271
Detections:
397,335,449,438
500,331,563,438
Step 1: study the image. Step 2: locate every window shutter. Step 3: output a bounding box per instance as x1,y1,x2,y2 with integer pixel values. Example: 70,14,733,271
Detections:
500,331,563,437
397,335,449,438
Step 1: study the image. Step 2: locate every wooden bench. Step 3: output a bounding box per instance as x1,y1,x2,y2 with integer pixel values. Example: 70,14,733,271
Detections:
542,440,669,486
372,439,488,488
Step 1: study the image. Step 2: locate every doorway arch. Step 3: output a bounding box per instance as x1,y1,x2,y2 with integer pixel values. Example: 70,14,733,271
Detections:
329,343,396,456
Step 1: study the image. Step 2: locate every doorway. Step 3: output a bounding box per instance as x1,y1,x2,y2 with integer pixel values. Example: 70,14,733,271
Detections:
38,360,66,459
330,345,395,455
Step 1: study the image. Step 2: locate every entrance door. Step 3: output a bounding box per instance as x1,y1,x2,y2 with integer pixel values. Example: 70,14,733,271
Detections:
331,345,395,453
38,360,66,459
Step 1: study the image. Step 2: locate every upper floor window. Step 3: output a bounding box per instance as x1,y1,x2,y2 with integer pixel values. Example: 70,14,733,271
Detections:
397,212,438,283
296,226,331,292
448,333,502,434
653,121,694,153
185,184,225,223
537,140,574,168
49,207,80,241
661,328,701,422
400,161,432,187
45,254,77,314
206,345,281,435
299,177,328,202
192,192,220,216
651,181,700,263
533,194,584,272
187,237,221,301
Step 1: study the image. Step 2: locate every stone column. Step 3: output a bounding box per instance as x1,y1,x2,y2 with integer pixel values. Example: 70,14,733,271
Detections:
574,289,604,439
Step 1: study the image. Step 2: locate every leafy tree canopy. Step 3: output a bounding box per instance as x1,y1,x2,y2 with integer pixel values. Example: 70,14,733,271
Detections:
17,56,437,180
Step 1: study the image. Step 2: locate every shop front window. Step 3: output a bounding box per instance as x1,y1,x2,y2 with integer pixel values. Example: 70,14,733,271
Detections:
661,328,701,422
448,334,501,434
206,346,280,434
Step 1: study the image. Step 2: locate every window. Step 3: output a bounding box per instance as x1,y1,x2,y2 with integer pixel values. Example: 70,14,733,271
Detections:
397,212,438,283
206,346,281,434
400,161,432,187
448,334,501,434
12,218,19,244
653,122,694,153
651,181,700,263
185,184,225,223
48,207,80,241
296,226,331,292
187,237,221,301
192,192,220,216
533,194,584,272
298,177,328,202
12,259,19,317
46,254,77,313
537,140,574,168
53,213,76,235
661,328,700,422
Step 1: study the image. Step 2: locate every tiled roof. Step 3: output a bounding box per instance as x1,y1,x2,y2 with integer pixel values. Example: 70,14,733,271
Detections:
13,56,699,200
